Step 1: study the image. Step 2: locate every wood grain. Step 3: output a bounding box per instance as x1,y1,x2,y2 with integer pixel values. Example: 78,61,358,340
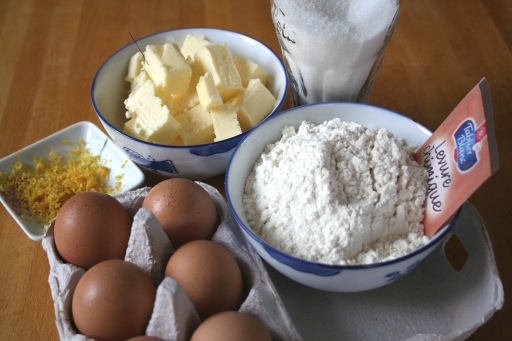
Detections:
0,0,510,340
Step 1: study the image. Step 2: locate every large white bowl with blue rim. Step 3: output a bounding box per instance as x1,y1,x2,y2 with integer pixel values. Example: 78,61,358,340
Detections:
225,102,460,292
91,28,288,180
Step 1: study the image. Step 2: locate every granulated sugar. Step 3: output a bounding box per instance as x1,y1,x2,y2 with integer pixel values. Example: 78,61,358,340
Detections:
275,0,397,40
272,0,399,103
243,118,429,265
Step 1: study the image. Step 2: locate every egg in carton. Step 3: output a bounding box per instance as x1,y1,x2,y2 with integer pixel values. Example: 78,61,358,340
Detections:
42,183,301,341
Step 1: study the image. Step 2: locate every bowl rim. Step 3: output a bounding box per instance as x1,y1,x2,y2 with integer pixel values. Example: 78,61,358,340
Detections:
225,101,461,270
90,27,288,149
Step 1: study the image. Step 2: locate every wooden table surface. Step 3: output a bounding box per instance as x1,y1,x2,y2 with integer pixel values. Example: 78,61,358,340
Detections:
0,0,510,340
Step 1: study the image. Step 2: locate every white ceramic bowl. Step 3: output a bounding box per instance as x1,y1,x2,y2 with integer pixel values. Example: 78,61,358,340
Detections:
0,121,145,241
91,28,288,180
225,102,460,292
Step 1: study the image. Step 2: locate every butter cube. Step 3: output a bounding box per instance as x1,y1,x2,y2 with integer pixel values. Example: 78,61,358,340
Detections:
176,104,215,145
227,93,243,107
144,43,192,95
126,118,186,144
130,70,150,92
209,103,242,142
171,136,185,146
236,78,277,131
123,118,144,139
197,71,223,111
172,60,203,112
124,80,181,144
232,54,270,87
180,34,211,60
126,51,144,82
194,44,244,101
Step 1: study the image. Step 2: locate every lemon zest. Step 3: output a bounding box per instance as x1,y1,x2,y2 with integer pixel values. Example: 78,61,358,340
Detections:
0,139,122,225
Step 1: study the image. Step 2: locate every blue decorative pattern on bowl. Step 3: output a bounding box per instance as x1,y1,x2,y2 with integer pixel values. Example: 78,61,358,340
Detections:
123,147,178,175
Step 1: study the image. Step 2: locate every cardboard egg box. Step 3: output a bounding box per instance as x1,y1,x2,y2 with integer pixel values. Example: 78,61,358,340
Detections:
42,183,301,341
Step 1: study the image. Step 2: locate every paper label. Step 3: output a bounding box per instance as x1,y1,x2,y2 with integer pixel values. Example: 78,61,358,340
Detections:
415,78,499,237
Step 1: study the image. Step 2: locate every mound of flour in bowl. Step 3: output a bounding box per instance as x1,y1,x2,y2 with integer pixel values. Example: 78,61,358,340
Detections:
243,118,429,265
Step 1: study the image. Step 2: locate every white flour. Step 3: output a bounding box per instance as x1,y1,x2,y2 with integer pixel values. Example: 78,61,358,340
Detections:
243,118,429,265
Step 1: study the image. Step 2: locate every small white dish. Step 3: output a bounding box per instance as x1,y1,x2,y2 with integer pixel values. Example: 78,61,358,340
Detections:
0,121,145,241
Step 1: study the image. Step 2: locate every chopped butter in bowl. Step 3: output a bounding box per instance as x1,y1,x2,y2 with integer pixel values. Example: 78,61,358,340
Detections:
92,28,288,180
225,102,460,292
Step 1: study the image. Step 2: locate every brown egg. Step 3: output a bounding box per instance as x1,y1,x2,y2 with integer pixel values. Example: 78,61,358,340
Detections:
142,178,218,249
191,311,272,341
72,259,156,341
126,337,166,341
54,191,132,269
165,240,243,320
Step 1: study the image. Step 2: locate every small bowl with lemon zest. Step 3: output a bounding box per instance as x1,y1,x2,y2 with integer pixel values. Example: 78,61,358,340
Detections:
0,121,144,241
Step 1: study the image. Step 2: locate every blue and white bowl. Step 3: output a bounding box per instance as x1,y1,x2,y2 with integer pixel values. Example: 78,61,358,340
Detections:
91,28,287,180
225,102,459,292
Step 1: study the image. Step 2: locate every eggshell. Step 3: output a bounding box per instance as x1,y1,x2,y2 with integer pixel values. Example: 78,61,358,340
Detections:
126,337,166,341
53,191,132,269
191,311,273,341
42,185,301,341
72,259,156,341
142,178,218,249
165,239,243,320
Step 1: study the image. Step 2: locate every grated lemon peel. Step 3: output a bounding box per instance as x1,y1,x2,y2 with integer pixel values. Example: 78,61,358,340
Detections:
0,139,123,226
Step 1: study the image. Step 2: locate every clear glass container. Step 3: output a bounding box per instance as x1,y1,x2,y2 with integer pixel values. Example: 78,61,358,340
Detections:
270,0,401,106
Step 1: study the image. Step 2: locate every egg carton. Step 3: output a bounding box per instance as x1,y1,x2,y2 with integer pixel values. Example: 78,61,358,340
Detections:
42,183,302,341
